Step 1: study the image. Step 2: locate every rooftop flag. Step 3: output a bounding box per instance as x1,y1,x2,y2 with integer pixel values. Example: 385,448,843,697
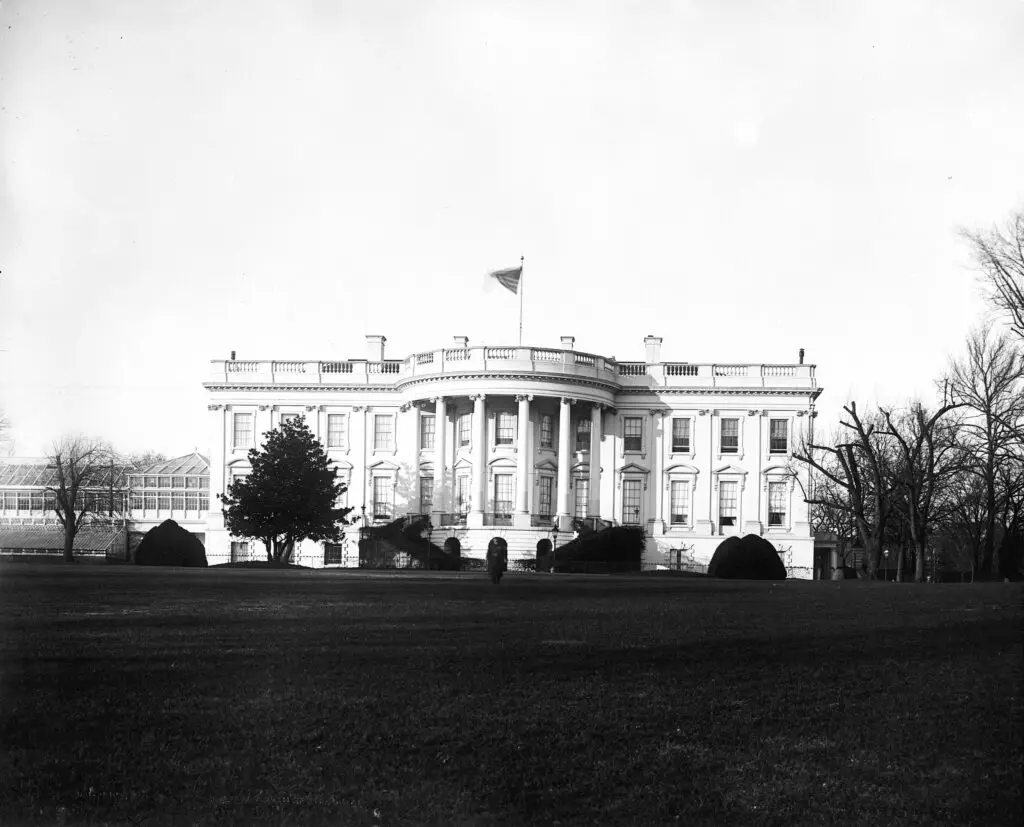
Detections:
490,265,522,295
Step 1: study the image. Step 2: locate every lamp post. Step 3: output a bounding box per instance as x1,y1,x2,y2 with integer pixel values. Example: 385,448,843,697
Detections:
634,506,640,525
361,504,367,528
883,549,889,581
550,522,559,575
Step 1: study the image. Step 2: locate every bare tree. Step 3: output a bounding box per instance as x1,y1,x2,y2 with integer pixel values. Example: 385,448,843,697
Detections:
962,208,1024,339
46,435,116,562
945,323,1024,577
880,402,964,582
793,402,896,579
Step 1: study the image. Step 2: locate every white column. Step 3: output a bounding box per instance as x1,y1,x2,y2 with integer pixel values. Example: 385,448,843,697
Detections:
470,394,487,524
556,396,573,527
432,397,447,516
516,395,532,515
650,409,665,535
588,403,602,518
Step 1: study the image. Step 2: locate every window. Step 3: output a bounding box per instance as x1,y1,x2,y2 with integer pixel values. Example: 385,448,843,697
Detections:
130,494,143,510
496,412,516,446
494,474,513,515
720,418,739,454
186,476,201,489
671,418,691,453
374,415,394,451
30,492,44,513
185,493,198,511
17,491,30,511
144,492,157,511
280,413,301,427
456,476,471,513
372,477,394,520
458,414,471,447
420,477,433,513
172,476,185,488
172,493,185,511
538,476,553,516
158,476,171,488
158,493,171,511
327,414,346,448
145,476,158,488
540,415,553,449
233,413,253,448
420,415,435,450
575,419,591,451
770,419,789,454
670,481,690,525
719,481,738,526
768,481,787,526
622,479,641,523
198,495,209,511
623,417,642,452
574,478,589,518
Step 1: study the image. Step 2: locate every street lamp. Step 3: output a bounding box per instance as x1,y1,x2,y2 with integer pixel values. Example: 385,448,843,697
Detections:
360,504,367,527
634,506,640,525
550,522,559,575
883,549,889,581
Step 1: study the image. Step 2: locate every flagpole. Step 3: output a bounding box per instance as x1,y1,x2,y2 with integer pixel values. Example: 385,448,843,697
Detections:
519,255,524,346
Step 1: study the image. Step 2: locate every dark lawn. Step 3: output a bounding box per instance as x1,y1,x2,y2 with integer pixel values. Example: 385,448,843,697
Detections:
0,566,1021,827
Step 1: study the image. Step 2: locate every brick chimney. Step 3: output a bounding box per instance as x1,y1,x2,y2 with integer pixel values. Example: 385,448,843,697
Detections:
644,335,663,363
453,335,469,348
366,335,386,362
560,336,575,350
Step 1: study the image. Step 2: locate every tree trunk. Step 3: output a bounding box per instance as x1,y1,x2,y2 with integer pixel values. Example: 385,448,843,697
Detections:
896,546,906,582
864,535,881,579
63,522,76,563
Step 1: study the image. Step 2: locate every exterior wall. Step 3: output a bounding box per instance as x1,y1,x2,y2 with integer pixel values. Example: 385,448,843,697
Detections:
203,340,822,577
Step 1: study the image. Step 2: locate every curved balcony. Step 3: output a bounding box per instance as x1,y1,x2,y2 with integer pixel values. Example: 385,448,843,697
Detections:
206,347,817,392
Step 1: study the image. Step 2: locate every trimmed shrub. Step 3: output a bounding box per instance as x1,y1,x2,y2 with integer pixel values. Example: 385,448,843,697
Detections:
539,525,645,573
135,520,208,568
708,534,786,580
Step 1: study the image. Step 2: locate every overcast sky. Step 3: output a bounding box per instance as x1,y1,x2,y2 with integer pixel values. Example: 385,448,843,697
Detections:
1,0,1022,458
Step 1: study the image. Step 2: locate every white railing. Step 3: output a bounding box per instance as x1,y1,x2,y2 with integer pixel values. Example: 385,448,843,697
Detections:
320,361,353,373
368,361,401,374
665,363,698,376
416,352,434,365
618,363,647,376
485,347,515,359
272,361,306,373
444,348,471,361
763,365,797,377
575,353,595,366
713,365,749,377
226,361,259,373
531,348,561,361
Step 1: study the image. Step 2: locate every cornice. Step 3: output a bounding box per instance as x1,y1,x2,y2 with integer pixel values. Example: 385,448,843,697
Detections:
395,372,620,394
203,383,399,393
617,387,822,397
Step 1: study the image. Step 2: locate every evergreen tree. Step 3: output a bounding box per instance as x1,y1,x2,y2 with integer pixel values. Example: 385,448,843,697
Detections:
220,418,353,564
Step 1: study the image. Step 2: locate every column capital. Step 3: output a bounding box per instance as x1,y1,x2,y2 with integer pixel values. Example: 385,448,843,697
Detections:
515,394,534,403
207,404,223,411
429,396,446,404
648,408,667,417
560,396,576,405
470,393,487,402
399,403,412,413
352,405,366,412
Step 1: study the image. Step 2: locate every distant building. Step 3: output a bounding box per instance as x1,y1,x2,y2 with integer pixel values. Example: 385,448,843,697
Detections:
204,335,823,576
0,453,209,560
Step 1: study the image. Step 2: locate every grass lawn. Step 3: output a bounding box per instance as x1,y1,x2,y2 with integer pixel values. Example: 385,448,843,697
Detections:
0,565,1021,826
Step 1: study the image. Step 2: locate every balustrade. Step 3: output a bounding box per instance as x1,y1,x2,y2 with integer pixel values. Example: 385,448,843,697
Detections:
272,361,306,373
320,361,353,373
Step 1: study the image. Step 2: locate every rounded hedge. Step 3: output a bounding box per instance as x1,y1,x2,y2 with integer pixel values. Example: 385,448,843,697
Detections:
708,534,786,580
135,519,208,567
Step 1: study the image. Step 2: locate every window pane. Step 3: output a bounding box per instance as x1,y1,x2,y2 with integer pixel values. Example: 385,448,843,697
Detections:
719,481,738,526
769,481,787,526
459,414,471,447
770,419,789,453
574,479,589,517
538,477,552,515
158,476,171,488
372,477,393,519
494,474,513,514
130,493,143,510
624,417,642,452
185,493,198,511
172,493,185,510
158,493,171,511
456,476,471,513
672,418,690,452
575,419,591,451
233,413,253,447
374,415,393,451
622,480,641,523
670,480,689,524
540,415,553,448
496,412,516,446
720,419,739,453
144,492,157,510
420,415,435,450
172,476,185,488
327,414,346,448
420,477,433,513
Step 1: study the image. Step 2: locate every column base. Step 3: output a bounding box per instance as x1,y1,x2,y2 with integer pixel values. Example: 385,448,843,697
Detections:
696,519,714,535
555,514,572,532
647,519,665,537
467,511,485,529
513,512,532,530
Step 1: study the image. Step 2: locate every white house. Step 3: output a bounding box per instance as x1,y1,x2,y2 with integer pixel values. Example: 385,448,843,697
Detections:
203,335,822,577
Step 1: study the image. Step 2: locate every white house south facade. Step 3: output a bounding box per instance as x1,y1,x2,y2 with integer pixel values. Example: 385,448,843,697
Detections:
203,335,822,577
